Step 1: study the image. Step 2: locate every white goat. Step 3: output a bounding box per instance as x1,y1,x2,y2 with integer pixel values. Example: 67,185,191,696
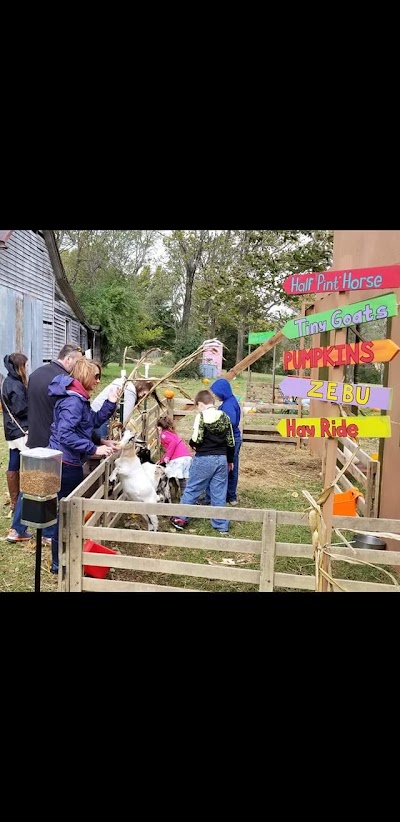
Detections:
109,431,159,531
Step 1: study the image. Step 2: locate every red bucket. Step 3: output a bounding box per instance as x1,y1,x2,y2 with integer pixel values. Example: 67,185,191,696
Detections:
83,539,118,579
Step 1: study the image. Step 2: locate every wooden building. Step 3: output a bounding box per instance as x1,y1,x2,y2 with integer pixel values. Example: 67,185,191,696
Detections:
0,229,100,372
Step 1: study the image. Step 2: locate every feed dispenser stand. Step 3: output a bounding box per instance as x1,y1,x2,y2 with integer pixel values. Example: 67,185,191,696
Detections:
20,448,63,592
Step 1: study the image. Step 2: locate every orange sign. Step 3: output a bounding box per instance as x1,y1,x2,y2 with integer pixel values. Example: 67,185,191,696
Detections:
283,339,400,370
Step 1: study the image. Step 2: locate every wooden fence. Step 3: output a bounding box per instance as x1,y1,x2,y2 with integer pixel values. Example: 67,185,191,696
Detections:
158,397,381,513
242,402,299,445
58,454,400,593
334,436,380,518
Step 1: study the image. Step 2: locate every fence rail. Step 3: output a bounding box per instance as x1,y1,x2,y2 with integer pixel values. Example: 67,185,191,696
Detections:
58,456,400,593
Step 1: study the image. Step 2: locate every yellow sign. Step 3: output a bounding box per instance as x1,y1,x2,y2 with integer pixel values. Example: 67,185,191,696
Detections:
276,416,391,439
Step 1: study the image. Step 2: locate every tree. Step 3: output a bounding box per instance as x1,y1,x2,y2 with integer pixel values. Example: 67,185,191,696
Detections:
56,231,161,362
163,230,210,338
193,229,333,363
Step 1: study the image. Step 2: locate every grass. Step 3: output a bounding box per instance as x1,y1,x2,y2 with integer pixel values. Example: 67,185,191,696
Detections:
0,429,58,591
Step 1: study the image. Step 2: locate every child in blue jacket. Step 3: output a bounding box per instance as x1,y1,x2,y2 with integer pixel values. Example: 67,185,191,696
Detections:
209,378,242,505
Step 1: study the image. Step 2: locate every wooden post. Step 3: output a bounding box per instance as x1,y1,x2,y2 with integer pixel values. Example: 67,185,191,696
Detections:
103,458,110,527
69,497,83,592
59,498,70,592
246,343,251,397
141,399,147,441
296,303,306,448
259,510,277,591
226,330,285,380
320,291,347,591
271,344,276,407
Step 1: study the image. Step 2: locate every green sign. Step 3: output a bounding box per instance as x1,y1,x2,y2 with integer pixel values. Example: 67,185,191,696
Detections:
281,293,398,341
248,331,274,345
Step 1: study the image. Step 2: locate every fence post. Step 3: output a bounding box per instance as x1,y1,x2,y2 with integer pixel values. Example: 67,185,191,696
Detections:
259,510,277,591
59,498,69,592
366,459,380,518
141,400,147,441
69,497,83,591
103,458,110,526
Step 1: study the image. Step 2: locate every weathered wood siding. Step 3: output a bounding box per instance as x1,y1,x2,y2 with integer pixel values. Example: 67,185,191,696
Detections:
0,230,53,361
0,284,43,373
0,230,92,366
54,289,88,356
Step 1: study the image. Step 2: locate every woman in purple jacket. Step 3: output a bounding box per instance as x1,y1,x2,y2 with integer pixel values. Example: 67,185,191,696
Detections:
48,359,119,574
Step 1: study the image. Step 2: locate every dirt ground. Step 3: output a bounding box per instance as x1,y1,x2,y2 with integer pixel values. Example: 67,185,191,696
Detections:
239,441,321,490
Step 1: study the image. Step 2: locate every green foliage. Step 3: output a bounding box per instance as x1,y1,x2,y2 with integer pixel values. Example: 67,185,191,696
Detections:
56,229,334,371
356,364,382,385
173,333,202,377
75,275,163,364
58,232,164,363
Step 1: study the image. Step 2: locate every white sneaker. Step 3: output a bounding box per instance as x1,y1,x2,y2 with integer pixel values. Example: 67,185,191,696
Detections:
6,528,33,542
228,500,238,506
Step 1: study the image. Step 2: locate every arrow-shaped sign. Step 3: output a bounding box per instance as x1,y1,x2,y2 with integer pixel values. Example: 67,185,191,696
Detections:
277,416,391,439
279,377,392,411
283,338,400,370
281,293,398,340
282,264,400,295
247,331,274,345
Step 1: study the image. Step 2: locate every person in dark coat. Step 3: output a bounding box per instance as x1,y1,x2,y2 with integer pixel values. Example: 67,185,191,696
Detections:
1,353,29,528
6,344,85,542
47,358,119,574
8,344,118,544
27,343,84,448
209,378,242,505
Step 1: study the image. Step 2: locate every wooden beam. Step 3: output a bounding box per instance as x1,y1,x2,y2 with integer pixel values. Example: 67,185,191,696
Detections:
321,291,347,590
226,331,285,379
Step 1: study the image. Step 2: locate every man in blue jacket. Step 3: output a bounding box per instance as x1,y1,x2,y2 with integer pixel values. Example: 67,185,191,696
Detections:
208,378,242,505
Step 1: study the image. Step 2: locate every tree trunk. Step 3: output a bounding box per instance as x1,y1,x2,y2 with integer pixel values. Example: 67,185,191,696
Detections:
181,260,196,337
236,320,245,363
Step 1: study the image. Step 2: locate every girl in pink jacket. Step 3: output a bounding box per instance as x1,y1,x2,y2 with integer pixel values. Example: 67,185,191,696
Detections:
157,417,192,496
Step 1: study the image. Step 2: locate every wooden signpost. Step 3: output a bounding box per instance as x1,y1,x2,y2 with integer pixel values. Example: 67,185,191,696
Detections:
283,338,400,370
225,257,399,592
278,288,397,592
282,264,400,295
281,293,398,340
276,415,391,439
279,377,392,411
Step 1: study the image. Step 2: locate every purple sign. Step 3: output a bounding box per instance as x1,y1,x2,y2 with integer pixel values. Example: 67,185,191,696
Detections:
279,377,392,411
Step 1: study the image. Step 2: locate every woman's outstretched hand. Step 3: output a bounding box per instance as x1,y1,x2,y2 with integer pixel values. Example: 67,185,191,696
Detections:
95,444,114,457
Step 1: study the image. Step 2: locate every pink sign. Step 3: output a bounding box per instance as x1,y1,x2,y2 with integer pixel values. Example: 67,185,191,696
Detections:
282,264,400,295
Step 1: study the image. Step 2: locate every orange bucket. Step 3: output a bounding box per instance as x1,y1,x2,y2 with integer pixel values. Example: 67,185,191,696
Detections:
332,488,362,517
83,539,118,579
